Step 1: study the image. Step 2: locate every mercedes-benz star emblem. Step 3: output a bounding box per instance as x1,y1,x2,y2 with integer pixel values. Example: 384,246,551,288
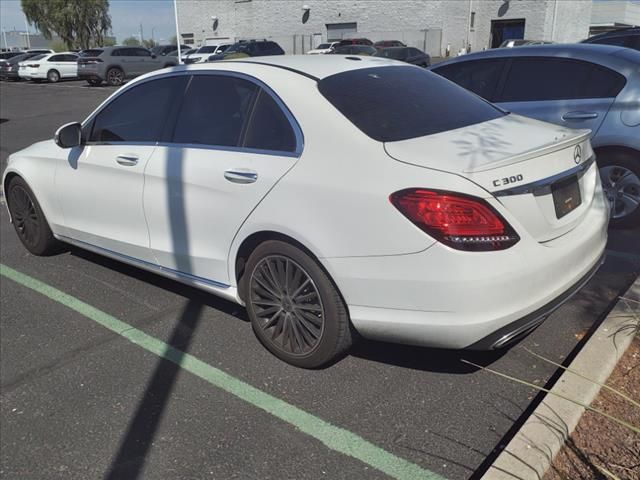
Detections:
574,144,582,164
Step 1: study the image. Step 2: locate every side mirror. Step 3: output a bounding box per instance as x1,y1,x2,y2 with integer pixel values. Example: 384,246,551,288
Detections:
55,122,82,148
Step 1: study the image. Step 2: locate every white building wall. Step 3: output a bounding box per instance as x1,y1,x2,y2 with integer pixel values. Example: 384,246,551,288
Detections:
591,0,640,26
177,0,592,55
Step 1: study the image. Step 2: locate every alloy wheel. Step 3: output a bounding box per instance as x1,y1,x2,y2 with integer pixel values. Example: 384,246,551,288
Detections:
48,70,59,82
249,255,325,356
9,185,41,249
600,165,640,220
107,69,123,86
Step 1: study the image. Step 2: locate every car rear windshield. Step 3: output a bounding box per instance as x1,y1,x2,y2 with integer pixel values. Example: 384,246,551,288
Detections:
197,46,217,53
318,66,505,142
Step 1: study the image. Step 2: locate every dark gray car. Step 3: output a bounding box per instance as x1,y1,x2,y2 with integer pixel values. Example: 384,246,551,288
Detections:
373,47,430,67
77,46,178,86
430,44,640,227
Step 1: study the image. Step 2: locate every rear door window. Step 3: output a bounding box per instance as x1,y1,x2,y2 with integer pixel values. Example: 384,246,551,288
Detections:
90,76,187,143
498,58,626,101
318,66,504,142
433,59,506,101
243,90,297,152
172,75,258,147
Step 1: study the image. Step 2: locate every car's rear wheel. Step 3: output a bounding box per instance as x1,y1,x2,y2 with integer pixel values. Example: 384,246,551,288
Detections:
599,152,640,228
86,79,102,86
6,177,58,255
47,69,60,83
245,240,353,368
106,68,124,86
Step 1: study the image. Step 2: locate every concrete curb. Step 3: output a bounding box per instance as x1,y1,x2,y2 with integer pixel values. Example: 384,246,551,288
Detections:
481,276,640,480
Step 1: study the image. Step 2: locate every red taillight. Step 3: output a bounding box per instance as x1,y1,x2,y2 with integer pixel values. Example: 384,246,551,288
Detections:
389,189,519,251
27,64,39,68
80,58,103,64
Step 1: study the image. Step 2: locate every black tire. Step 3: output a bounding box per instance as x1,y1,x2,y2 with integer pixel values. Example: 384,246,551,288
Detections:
6,176,58,256
86,79,102,86
106,67,124,86
244,240,353,368
598,151,640,229
47,69,60,83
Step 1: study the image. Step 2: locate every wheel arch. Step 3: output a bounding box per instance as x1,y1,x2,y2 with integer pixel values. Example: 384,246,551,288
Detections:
46,68,60,79
232,230,345,307
594,145,640,162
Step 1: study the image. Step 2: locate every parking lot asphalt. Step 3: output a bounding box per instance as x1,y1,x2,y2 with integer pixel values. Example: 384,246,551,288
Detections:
1,79,639,480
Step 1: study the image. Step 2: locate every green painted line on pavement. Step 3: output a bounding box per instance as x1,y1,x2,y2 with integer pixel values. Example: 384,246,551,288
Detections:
0,263,445,480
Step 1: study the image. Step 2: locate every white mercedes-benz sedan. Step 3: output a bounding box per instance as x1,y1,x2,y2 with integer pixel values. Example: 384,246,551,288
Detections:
3,56,608,368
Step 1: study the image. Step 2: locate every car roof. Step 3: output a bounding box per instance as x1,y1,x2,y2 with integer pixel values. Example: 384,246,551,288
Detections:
431,43,639,74
584,26,640,42
220,54,402,79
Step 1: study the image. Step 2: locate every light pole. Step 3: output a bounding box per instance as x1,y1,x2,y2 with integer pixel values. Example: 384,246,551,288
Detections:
173,0,182,63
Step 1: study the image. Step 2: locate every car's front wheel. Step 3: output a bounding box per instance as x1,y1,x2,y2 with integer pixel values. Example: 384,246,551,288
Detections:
106,67,124,86
6,176,58,255
244,240,353,368
599,151,640,228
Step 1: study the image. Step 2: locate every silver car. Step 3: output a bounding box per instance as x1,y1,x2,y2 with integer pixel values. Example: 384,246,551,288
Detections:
430,44,640,228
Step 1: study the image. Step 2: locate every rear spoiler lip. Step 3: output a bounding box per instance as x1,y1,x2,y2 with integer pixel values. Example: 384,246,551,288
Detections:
463,129,591,174
492,153,596,198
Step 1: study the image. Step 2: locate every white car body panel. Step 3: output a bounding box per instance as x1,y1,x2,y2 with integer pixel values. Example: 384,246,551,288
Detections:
144,145,297,284
3,56,609,351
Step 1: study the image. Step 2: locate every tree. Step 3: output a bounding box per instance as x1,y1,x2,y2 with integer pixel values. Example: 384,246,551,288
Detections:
122,36,141,46
142,39,157,49
21,0,111,50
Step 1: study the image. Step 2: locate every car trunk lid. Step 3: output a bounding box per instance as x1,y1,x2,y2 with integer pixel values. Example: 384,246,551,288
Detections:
384,114,597,242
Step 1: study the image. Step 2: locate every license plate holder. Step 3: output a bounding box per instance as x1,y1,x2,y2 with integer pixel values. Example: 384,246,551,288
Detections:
552,176,581,219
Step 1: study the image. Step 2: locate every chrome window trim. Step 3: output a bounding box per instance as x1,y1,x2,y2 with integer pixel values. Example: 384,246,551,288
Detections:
82,69,304,158
492,154,596,197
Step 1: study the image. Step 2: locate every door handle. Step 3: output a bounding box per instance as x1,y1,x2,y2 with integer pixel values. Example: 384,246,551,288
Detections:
562,111,599,121
116,154,139,166
224,169,258,184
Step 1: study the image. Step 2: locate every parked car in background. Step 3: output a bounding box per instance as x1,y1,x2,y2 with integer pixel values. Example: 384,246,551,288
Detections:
374,47,430,66
306,42,339,54
0,52,41,81
331,45,378,56
3,56,608,367
77,46,178,86
17,52,78,82
150,44,192,56
374,40,406,48
337,38,373,46
430,44,640,227
207,40,284,61
499,39,553,48
25,48,55,54
166,48,198,62
0,51,24,66
184,44,230,63
582,26,640,51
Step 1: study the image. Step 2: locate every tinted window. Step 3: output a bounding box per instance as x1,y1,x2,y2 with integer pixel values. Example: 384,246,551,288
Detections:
197,46,217,53
134,48,151,57
80,49,103,57
433,59,505,101
90,76,186,142
49,54,64,62
318,66,504,142
499,58,626,101
63,54,79,62
173,75,258,147
244,91,297,152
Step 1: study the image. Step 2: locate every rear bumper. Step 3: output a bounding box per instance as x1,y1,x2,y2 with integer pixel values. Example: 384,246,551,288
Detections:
323,181,609,349
468,252,605,350
77,66,104,80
